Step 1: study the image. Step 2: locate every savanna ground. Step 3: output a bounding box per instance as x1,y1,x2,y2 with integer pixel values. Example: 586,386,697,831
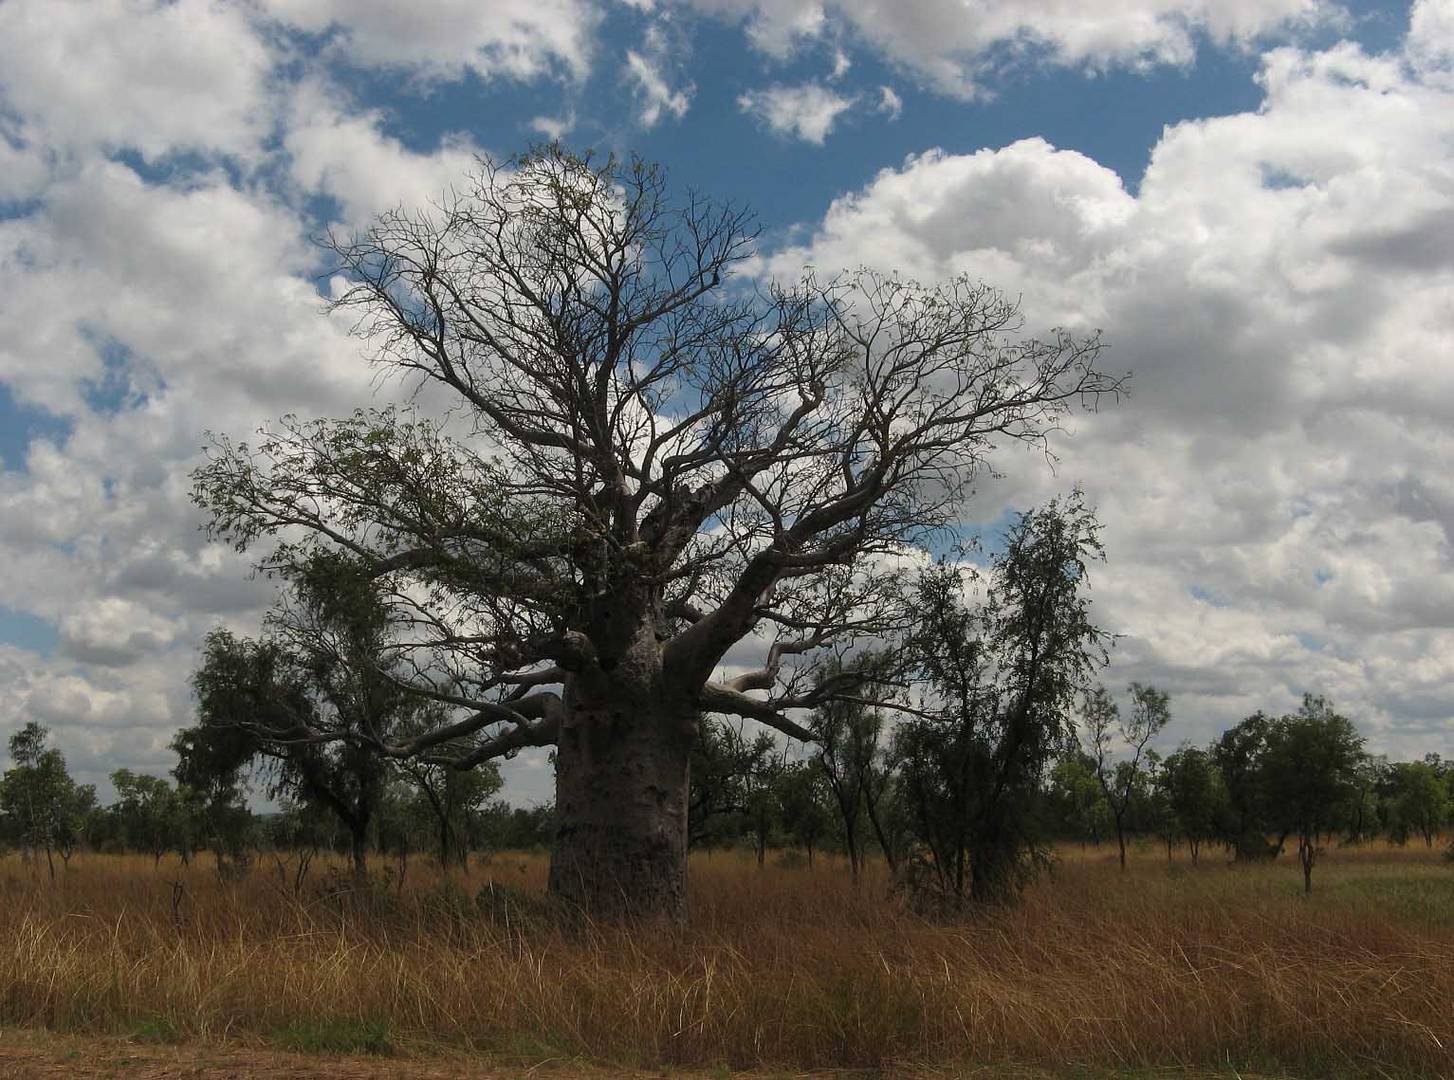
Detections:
0,842,1450,1079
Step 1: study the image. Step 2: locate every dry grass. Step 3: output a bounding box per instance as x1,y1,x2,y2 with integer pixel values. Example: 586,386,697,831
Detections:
1,841,1451,1077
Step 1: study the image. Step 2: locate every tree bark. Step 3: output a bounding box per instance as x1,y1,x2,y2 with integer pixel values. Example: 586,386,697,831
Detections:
548,673,694,921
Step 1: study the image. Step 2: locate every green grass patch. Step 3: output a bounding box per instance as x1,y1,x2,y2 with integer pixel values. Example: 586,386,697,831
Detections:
269,1017,393,1056
125,1014,185,1044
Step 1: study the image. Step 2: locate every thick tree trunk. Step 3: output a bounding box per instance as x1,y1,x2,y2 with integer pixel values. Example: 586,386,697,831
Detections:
548,677,693,921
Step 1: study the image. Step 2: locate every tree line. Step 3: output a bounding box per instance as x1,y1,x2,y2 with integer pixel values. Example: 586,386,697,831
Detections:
0,719,553,885
690,689,1451,901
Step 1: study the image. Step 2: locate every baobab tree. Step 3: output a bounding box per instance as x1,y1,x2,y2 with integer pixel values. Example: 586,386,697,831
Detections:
193,145,1120,919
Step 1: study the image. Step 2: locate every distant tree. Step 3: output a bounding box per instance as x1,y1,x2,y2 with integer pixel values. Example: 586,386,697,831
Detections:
1209,712,1279,860
1260,695,1365,894
1044,753,1111,846
478,802,556,851
776,760,833,866
109,769,182,865
895,495,1109,906
0,722,94,879
396,758,503,868
742,741,789,867
1345,754,1388,845
814,665,897,884
1084,682,1171,870
1385,759,1450,848
1156,745,1223,864
688,719,774,849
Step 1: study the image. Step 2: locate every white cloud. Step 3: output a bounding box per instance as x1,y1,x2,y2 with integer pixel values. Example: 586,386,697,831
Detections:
59,599,177,667
677,0,1330,94
624,49,694,127
876,85,904,121
284,81,484,224
758,34,1454,756
0,0,275,161
260,0,599,84
738,82,857,143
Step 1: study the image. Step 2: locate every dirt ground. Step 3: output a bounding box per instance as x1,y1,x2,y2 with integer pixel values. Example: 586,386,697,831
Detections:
0,1028,684,1080
0,1028,1308,1079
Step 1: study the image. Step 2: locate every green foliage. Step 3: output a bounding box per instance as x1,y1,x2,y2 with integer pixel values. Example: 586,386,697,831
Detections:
0,722,95,875
1261,695,1366,892
1083,681,1172,870
270,1017,393,1056
1383,759,1451,847
1155,746,1225,862
896,494,1111,907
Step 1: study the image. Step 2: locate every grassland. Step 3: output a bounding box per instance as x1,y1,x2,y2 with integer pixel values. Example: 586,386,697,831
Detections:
0,842,1450,1077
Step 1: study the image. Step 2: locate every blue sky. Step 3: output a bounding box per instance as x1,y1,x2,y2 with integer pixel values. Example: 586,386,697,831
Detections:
1,0,1451,803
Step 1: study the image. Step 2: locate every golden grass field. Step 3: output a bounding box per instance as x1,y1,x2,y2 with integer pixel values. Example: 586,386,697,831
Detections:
1,841,1451,1078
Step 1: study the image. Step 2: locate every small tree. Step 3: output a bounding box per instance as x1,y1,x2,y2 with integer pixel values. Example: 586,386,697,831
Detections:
1157,746,1222,864
182,557,442,878
1045,753,1111,846
396,758,503,868
776,760,833,866
110,769,183,865
688,719,774,849
1385,760,1450,848
1084,682,1171,870
895,495,1109,906
1209,712,1279,860
1260,694,1365,894
814,668,897,884
1,723,93,879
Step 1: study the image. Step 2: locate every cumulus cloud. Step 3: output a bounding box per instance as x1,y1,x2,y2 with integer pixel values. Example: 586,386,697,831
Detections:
260,0,599,84
0,0,274,161
758,28,1454,755
678,0,1330,94
284,81,483,224
737,82,858,143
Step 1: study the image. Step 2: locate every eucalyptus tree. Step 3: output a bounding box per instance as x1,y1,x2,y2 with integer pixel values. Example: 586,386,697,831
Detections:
181,555,445,877
1260,695,1365,893
0,722,94,879
1155,745,1222,864
1084,682,1172,870
193,146,1119,919
895,494,1110,906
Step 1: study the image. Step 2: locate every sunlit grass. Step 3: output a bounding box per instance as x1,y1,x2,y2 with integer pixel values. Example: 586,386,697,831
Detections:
0,840,1449,1077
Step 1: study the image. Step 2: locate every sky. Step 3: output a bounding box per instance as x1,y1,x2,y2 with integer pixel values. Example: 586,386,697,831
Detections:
1,0,1452,806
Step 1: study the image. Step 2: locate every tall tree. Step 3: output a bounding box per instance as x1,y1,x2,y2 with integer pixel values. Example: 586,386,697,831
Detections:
192,146,1119,918
1260,694,1365,893
895,495,1109,906
1084,682,1171,870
